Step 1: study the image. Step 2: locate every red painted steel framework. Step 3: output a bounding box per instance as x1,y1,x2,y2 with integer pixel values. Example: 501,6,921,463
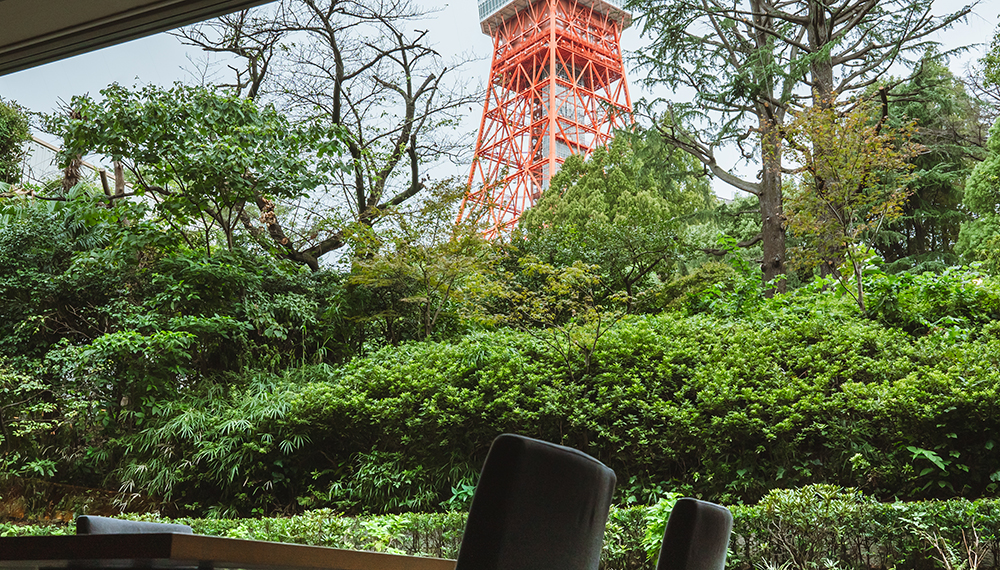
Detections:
459,0,632,237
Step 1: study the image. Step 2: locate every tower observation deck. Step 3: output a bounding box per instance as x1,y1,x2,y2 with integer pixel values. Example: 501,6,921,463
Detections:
459,0,633,237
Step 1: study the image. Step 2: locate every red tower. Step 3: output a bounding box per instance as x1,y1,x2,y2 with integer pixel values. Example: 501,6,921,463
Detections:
459,0,633,237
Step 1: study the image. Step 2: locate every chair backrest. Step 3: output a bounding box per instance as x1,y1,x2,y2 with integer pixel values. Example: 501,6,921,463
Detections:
454,433,617,570
76,515,193,534
656,498,733,570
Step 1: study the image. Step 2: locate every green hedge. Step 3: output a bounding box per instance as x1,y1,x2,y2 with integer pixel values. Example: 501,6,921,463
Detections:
729,485,1000,570
8,263,1000,515
98,305,1000,514
4,487,999,570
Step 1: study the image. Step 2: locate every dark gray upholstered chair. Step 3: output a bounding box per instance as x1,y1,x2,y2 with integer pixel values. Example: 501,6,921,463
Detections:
655,498,734,570
76,515,193,534
454,433,617,570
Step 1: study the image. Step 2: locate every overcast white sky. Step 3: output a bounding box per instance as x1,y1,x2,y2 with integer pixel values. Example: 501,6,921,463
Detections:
0,0,995,198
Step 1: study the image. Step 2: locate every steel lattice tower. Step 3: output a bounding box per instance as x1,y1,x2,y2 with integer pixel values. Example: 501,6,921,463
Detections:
459,0,633,237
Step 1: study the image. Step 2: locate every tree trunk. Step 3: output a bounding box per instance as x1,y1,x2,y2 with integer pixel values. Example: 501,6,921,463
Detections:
808,0,841,278
759,117,787,294
62,156,82,194
61,110,84,194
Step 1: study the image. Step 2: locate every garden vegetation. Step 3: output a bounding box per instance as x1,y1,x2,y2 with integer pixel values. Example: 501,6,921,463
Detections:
6,487,1000,570
2,3,1000,570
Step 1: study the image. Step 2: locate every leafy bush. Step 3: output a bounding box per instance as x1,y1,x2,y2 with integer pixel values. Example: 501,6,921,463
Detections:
191,510,467,558
0,194,363,489
5,488,999,570
97,293,1000,515
867,266,1000,335
0,366,57,477
639,261,737,314
4,202,1000,518
730,486,1000,570
0,98,29,184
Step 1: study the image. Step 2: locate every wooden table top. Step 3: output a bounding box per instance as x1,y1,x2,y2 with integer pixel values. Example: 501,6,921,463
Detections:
0,533,458,570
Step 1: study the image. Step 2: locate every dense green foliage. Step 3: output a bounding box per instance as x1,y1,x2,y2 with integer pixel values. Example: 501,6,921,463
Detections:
9,254,998,514
347,181,491,344
186,285,1000,512
6,487,1000,570
516,134,712,304
878,58,980,272
45,83,343,266
0,98,29,184
984,23,1000,90
3,163,1000,515
0,192,358,488
3,5,1000,535
957,117,1000,272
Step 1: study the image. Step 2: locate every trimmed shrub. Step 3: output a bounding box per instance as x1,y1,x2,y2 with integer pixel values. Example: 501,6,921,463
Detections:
87,300,1000,515
5,488,999,570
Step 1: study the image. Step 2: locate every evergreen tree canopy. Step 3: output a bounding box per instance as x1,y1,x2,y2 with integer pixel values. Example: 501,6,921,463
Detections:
0,98,29,185
877,56,982,272
956,117,1000,274
517,133,713,304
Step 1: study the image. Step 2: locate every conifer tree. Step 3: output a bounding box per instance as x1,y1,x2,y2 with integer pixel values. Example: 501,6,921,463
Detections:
629,0,973,291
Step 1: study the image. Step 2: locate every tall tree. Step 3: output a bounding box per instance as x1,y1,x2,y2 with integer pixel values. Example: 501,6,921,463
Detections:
784,98,920,313
47,83,338,263
985,22,1000,87
628,0,973,291
876,56,983,272
956,116,1000,273
516,132,713,306
0,98,29,186
347,180,493,344
175,0,477,263
968,20,1000,121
